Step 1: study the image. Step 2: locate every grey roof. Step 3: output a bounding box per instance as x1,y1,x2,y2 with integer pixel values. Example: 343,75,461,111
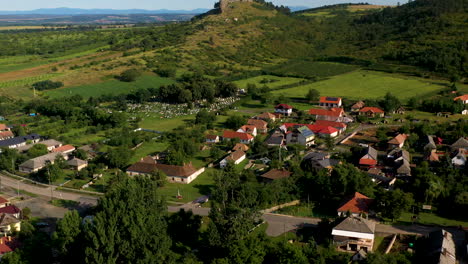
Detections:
316,159,340,169
388,148,410,162
38,139,62,147
265,134,284,146
67,158,87,167
396,160,411,176
424,136,437,151
297,126,314,138
451,137,468,150
333,216,375,234
303,152,328,161
0,213,20,226
428,229,456,264
367,146,378,160
20,152,65,170
0,134,40,147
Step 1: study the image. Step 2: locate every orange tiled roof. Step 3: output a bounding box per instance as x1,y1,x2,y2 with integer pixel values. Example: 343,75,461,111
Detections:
360,107,384,113
319,96,341,104
454,94,468,101
52,145,75,153
223,131,254,141
308,108,344,117
337,192,373,214
247,119,268,130
359,158,377,166
388,134,408,145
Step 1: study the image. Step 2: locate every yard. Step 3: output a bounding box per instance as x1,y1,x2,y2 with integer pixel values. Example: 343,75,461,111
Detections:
271,70,447,101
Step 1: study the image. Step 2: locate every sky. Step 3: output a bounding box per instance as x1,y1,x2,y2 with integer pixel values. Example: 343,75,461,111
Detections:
0,0,401,11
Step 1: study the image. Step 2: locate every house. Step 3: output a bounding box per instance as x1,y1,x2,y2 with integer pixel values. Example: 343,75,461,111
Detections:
0,236,20,258
222,131,254,144
0,124,10,131
302,152,340,172
285,126,315,147
219,150,246,168
359,107,385,118
205,134,220,143
367,168,396,188
424,135,437,152
237,125,257,137
39,139,63,151
247,119,268,133
265,131,284,147
52,145,75,154
450,137,468,152
427,229,456,264
0,131,13,141
388,134,408,149
281,123,339,138
126,157,204,184
425,150,441,163
462,109,468,115
67,158,88,171
319,97,342,108
332,216,375,253
260,169,291,182
454,94,468,104
274,104,293,116
257,112,277,122
388,148,411,177
19,152,68,173
0,134,40,149
232,143,249,152
314,120,347,134
337,192,373,217
359,146,378,167
0,197,8,208
451,149,467,167
395,106,406,114
308,108,345,122
0,214,21,234
351,101,365,112
0,205,21,219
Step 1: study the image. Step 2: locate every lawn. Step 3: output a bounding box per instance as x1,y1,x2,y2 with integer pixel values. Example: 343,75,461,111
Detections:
138,114,195,132
45,74,175,99
234,75,307,90
265,61,358,78
158,168,216,203
399,212,468,227
271,70,446,101
129,141,169,164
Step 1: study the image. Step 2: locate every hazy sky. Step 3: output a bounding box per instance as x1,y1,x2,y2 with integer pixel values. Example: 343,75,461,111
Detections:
0,0,401,11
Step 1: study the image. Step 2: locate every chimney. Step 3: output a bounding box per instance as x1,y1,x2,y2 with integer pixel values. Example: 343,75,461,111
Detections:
7,236,11,241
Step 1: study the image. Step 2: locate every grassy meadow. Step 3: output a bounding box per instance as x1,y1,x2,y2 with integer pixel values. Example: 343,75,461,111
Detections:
265,61,358,78
271,70,446,101
45,75,175,99
234,75,306,90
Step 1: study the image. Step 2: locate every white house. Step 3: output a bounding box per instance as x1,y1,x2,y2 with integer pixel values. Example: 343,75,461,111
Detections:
452,149,467,167
285,126,315,147
319,97,342,108
332,217,375,253
205,134,220,143
454,94,468,104
219,150,246,168
237,125,257,137
274,104,293,116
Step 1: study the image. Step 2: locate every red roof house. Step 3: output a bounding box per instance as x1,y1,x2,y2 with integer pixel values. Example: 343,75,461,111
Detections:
359,107,385,118
52,145,75,154
222,131,254,144
388,134,408,149
308,108,344,121
454,94,468,104
281,123,339,138
0,236,20,255
274,104,293,116
315,120,347,133
319,97,342,107
337,192,373,217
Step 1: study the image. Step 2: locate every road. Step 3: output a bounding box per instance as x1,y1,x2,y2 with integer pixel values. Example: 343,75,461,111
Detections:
0,174,457,237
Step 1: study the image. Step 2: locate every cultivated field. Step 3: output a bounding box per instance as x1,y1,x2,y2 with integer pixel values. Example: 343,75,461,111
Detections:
44,75,175,99
271,70,447,100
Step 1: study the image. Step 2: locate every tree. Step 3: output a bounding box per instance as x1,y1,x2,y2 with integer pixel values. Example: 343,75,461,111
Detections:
52,210,83,263
75,149,88,160
85,177,174,263
167,209,202,251
27,144,48,159
380,92,401,113
32,80,63,91
118,69,141,82
306,89,320,103
105,147,133,169
195,110,216,128
376,189,414,221
0,148,19,172
150,170,167,187
225,115,246,130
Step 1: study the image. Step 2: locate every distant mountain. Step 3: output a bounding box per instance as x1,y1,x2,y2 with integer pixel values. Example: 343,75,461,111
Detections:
288,6,312,12
0,7,210,15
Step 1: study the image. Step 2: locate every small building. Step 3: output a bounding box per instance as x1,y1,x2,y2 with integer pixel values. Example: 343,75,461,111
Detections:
359,146,378,168
222,131,254,144
307,124,339,138
67,158,88,171
260,169,291,182
314,120,347,134
319,97,342,108
332,216,375,253
351,101,365,112
337,192,373,217
285,126,315,147
0,124,10,131
388,148,411,177
424,135,437,152
237,125,257,137
205,134,220,144
19,152,68,173
274,104,293,116
359,107,385,118
454,94,468,104
451,149,467,167
0,134,40,149
427,229,456,264
257,112,277,122
52,144,75,154
265,132,284,147
232,143,249,152
450,137,468,152
247,119,268,133
219,150,246,168
0,131,14,141
0,197,9,208
388,134,408,149
395,106,406,114
302,152,340,172
462,109,468,115
0,205,21,219
39,139,63,151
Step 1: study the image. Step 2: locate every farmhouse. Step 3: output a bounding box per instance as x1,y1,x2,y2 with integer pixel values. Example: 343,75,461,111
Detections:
256,112,277,121
222,130,254,144
454,94,468,104
67,158,88,171
126,156,204,184
359,107,384,118
219,150,246,168
337,192,373,217
303,152,340,172
319,96,342,108
232,143,249,152
451,149,467,167
450,137,468,152
314,120,347,134
265,131,284,147
332,216,375,253
52,144,75,154
274,104,293,116
0,124,10,132
0,213,21,234
308,108,345,122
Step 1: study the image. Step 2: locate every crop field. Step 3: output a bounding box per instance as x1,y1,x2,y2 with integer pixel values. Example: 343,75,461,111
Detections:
234,75,306,89
271,70,446,101
264,61,358,79
0,73,62,98
45,75,175,99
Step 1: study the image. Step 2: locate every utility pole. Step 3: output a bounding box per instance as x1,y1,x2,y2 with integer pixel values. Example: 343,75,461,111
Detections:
47,164,53,201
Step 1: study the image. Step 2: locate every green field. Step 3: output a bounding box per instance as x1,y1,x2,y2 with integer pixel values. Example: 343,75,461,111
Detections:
265,61,358,78
45,75,175,99
234,75,307,90
399,212,468,227
158,168,215,203
138,114,195,132
130,141,169,164
272,70,446,100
